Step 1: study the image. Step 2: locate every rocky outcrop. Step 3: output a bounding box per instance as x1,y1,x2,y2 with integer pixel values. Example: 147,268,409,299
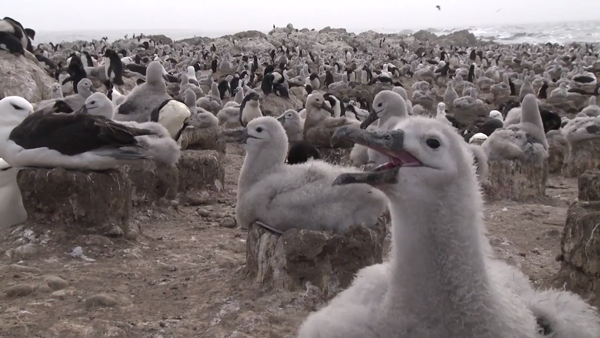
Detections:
145,35,173,45
0,51,55,103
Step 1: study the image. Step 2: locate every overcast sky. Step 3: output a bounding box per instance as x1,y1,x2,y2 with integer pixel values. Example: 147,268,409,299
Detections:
5,0,599,33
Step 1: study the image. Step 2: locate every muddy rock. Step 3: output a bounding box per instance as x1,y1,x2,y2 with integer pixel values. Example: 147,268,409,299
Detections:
85,293,119,309
12,243,38,259
45,275,69,290
17,168,133,234
483,159,549,201
564,138,600,177
246,215,389,296
9,264,41,274
220,217,237,228
4,284,35,297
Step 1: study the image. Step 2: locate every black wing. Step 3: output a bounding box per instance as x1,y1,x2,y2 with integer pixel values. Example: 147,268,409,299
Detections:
115,99,138,115
9,113,156,156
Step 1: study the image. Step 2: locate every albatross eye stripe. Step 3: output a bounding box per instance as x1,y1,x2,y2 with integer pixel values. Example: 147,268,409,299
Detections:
10,103,24,110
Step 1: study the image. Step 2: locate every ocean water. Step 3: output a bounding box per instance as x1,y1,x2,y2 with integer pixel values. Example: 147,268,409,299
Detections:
33,21,599,45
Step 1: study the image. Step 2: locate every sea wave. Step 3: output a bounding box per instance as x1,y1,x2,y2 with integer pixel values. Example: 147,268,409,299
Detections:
33,21,599,46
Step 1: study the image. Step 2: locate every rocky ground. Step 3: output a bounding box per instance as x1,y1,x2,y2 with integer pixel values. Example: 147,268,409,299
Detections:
0,144,577,338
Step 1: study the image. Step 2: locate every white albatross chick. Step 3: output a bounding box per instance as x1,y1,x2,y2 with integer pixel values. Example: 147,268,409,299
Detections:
435,102,453,126
299,117,600,338
0,158,27,230
489,110,504,121
220,116,388,234
0,96,180,170
483,94,548,162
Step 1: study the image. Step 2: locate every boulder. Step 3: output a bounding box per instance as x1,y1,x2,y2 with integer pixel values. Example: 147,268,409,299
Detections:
16,168,135,237
0,51,55,103
246,214,389,296
564,138,600,177
259,91,304,117
483,159,549,201
441,30,478,47
177,150,225,193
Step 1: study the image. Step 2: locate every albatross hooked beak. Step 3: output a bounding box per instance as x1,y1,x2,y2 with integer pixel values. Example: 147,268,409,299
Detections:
276,114,285,123
75,105,88,114
360,109,380,129
320,101,334,114
330,125,422,187
219,127,253,144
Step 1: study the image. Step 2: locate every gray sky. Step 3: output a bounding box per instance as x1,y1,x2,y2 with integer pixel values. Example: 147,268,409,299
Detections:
5,0,600,33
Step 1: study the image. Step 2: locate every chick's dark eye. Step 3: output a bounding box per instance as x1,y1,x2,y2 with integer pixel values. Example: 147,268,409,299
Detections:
256,127,263,133
378,103,382,107
426,139,440,149
91,101,96,104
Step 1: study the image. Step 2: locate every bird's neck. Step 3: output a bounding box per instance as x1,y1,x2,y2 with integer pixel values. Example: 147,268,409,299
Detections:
237,146,286,196
386,181,493,322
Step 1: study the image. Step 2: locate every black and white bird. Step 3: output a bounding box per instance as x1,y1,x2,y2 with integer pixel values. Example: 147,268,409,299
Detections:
0,96,180,170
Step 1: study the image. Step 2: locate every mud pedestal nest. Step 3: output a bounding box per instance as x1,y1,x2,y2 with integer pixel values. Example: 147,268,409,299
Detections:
17,168,135,237
564,138,600,177
553,170,600,308
547,141,566,174
483,159,548,201
246,215,389,296
120,161,179,205
180,126,226,153
177,150,225,192
318,148,353,166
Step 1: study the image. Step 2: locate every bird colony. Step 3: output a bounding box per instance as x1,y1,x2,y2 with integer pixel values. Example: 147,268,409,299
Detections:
1,17,600,337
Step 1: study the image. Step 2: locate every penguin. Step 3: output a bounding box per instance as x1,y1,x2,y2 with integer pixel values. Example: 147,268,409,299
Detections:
0,17,33,53
103,48,124,87
324,70,334,87
309,73,320,89
82,51,94,67
24,28,35,41
0,31,24,55
229,73,240,96
286,141,321,165
217,80,230,99
273,84,289,98
211,59,218,73
239,92,263,126
538,82,548,99
261,72,274,95
62,54,87,94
